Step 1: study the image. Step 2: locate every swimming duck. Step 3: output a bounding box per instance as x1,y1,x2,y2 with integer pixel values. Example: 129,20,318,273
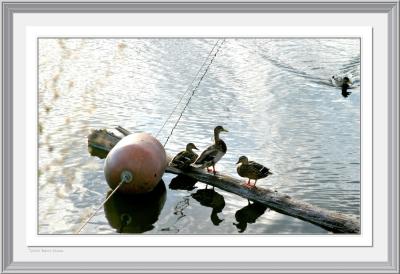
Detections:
332,76,352,89
331,75,352,87
170,143,199,169
194,126,228,175
236,156,272,187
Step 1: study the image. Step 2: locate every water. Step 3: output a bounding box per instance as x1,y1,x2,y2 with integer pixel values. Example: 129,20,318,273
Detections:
38,38,360,234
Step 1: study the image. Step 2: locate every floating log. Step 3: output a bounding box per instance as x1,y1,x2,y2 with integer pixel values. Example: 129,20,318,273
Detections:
88,127,360,234
166,166,360,233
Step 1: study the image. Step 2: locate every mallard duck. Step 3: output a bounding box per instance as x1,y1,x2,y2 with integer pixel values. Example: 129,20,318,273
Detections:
236,156,272,187
331,76,353,97
194,126,228,175
331,75,352,87
170,143,199,169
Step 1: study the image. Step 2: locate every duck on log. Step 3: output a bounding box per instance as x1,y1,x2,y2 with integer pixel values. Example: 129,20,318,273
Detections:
87,126,360,234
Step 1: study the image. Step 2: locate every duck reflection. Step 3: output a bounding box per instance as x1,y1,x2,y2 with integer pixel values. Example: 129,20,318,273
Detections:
169,175,197,191
233,201,268,233
341,90,352,98
191,189,225,225
104,181,166,233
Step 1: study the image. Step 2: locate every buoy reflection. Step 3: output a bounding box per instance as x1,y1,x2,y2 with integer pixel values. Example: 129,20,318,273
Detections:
104,180,166,233
191,189,225,226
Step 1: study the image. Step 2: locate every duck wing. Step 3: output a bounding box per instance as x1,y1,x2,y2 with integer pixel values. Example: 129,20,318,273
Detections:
195,145,219,165
248,161,271,178
171,151,196,168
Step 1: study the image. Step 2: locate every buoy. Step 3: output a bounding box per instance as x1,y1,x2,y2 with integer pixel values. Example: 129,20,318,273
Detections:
104,133,167,194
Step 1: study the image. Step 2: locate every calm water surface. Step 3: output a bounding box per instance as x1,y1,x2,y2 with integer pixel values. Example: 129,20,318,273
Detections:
38,38,360,234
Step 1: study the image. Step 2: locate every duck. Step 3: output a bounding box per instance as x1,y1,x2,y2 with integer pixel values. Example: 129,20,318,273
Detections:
236,156,272,187
331,75,352,87
194,126,228,175
331,76,353,97
169,143,199,169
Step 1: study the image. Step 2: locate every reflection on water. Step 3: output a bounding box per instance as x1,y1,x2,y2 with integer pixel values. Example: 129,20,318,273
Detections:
104,181,166,233
169,174,198,191
39,38,360,234
160,195,191,233
234,202,268,233
192,189,226,226
341,90,352,98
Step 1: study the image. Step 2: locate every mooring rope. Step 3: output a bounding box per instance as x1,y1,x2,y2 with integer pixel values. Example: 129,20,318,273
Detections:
155,39,225,142
161,39,225,147
75,171,133,234
77,41,225,233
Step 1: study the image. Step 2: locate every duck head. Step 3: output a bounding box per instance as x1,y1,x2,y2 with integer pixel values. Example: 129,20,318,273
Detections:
236,156,249,165
214,125,228,134
186,143,198,151
214,126,228,141
343,77,352,85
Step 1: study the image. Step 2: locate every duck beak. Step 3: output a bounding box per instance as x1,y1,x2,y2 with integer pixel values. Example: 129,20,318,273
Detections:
193,146,199,150
235,159,240,164
223,128,229,132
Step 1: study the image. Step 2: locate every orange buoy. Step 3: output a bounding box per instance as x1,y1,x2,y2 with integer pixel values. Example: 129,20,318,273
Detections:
104,133,167,194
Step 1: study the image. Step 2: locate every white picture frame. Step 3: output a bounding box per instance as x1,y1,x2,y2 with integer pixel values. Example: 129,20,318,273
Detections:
2,1,398,273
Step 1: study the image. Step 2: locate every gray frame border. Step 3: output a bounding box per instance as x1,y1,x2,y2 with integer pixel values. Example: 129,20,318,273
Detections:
2,1,398,273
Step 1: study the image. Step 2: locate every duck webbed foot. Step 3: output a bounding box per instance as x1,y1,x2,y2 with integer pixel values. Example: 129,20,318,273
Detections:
243,181,254,188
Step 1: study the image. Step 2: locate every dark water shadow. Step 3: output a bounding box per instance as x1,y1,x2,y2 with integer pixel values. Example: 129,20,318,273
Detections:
191,189,225,226
104,180,166,233
169,174,198,191
160,195,191,233
341,90,352,98
233,202,268,233
88,146,108,159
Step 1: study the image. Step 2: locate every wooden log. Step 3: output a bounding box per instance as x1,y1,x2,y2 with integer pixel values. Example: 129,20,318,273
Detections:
87,127,360,234
166,166,360,233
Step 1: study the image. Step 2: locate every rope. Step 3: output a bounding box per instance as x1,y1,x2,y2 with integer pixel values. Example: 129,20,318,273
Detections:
76,171,133,234
78,41,225,233
162,39,225,147
155,39,225,140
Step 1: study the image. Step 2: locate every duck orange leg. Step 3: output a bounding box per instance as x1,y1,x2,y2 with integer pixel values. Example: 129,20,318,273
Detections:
243,179,252,188
253,180,258,187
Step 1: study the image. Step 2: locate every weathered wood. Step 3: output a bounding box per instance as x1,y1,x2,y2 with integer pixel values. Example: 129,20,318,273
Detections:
115,126,131,136
88,127,360,234
88,129,121,153
166,166,360,233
